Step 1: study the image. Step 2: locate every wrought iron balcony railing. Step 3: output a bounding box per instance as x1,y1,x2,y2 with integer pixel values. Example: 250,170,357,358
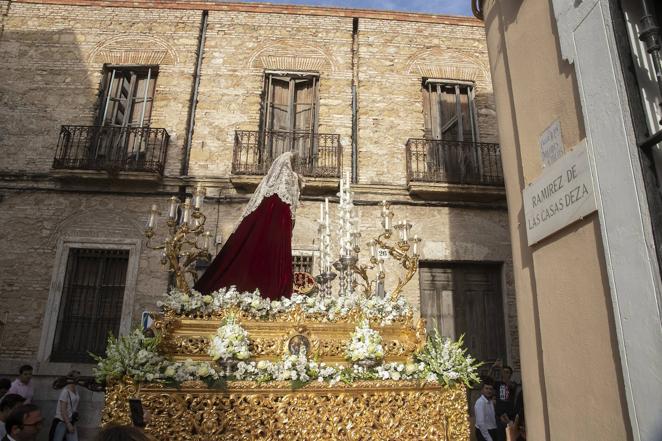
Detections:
233,130,342,178
53,125,170,175
406,138,504,186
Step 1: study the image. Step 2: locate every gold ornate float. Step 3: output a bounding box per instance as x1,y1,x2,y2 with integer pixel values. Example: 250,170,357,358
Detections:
98,185,474,440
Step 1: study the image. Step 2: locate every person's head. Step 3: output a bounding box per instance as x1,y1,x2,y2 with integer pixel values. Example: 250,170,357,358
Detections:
18,365,33,385
94,424,152,441
66,370,81,390
0,394,26,420
5,404,43,441
501,365,513,382
0,378,11,396
481,382,495,399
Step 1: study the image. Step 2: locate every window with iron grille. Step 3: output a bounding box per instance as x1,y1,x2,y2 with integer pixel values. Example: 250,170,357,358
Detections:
50,248,129,363
292,253,314,274
422,80,479,142
260,72,320,161
99,66,158,129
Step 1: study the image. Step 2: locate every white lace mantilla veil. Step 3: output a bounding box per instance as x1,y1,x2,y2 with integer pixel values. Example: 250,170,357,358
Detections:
235,151,302,229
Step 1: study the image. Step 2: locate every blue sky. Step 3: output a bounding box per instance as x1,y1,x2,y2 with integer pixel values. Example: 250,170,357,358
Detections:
229,0,473,16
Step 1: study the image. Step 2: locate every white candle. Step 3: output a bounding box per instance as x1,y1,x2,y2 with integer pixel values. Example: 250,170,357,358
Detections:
319,202,324,224
413,235,419,255
147,204,158,229
369,240,376,258
168,197,178,219
182,198,192,224
194,185,204,209
403,219,409,241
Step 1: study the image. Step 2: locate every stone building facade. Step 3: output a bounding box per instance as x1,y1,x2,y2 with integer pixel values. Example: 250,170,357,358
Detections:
0,0,513,437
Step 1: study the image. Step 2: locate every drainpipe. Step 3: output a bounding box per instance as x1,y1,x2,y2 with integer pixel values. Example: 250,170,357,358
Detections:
180,10,208,195
351,17,359,184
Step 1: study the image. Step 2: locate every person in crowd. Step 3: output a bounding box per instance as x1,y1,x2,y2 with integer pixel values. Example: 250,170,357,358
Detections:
0,395,26,438
2,404,43,441
0,379,11,399
7,366,34,404
49,371,80,441
474,381,498,441
491,360,518,440
94,424,154,441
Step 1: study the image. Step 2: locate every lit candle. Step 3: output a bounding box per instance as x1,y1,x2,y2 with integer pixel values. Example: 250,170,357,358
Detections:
381,200,387,216
384,213,392,231
203,231,211,250
403,219,409,241
378,259,385,274
413,235,419,256
168,196,178,219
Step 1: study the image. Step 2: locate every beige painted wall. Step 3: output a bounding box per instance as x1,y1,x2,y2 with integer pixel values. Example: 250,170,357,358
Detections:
482,0,630,439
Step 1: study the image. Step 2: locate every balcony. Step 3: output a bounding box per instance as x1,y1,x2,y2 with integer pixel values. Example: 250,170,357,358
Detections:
406,138,505,201
52,125,169,180
231,130,342,192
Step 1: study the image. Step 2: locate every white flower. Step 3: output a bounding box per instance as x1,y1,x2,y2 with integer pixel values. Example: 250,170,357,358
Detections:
196,365,210,377
208,316,251,361
346,320,384,363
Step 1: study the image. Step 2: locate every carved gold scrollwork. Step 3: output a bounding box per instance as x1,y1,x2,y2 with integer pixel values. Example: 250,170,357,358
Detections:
103,381,470,441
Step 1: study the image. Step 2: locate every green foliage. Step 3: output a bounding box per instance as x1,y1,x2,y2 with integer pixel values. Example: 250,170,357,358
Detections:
91,329,167,383
415,330,482,387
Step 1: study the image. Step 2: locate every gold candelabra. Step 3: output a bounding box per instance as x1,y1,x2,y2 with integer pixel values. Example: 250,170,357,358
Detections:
352,201,421,300
144,185,212,293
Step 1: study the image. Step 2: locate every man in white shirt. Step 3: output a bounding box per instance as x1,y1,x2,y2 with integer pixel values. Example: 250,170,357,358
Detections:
6,367,34,405
474,382,498,441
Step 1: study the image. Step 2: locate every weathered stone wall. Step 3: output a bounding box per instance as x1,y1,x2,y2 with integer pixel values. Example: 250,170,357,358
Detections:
0,1,200,175
189,11,353,177
357,18,497,185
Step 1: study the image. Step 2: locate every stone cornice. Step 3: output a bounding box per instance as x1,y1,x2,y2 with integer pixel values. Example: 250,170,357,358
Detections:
13,0,483,27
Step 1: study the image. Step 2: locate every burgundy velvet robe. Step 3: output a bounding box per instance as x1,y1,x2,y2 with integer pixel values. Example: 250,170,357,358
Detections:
194,194,294,300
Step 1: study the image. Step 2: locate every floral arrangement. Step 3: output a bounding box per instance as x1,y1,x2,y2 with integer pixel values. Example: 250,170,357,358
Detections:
162,359,223,385
94,328,479,389
345,320,384,363
92,329,167,383
208,315,250,361
414,330,481,387
157,287,411,325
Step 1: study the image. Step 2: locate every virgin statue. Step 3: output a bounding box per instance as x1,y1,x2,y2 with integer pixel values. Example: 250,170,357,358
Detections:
194,152,302,300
